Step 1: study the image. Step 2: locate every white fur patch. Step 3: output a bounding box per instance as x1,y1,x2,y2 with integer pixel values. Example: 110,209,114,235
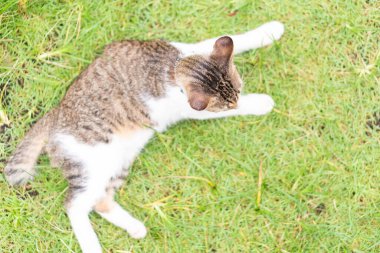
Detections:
97,204,147,239
145,86,190,132
237,94,275,116
56,130,154,191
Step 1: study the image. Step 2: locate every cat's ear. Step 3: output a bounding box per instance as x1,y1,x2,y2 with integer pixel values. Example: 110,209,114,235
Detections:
188,91,210,111
210,36,234,68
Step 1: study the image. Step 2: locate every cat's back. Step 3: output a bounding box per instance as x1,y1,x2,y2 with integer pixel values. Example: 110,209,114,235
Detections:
53,39,180,143
104,39,179,62
106,39,180,76
67,39,180,95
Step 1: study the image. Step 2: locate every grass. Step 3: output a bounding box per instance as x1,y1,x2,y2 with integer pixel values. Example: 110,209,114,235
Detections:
1,0,379,252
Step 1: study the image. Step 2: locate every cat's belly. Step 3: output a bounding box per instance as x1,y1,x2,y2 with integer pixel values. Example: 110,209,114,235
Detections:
55,129,154,186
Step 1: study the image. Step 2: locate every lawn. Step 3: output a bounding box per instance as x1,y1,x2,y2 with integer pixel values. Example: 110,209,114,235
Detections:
1,0,379,252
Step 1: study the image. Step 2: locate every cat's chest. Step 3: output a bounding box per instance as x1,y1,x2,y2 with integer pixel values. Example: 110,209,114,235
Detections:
145,86,189,132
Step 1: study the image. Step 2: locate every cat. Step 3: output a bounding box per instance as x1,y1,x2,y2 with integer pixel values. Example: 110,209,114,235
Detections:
4,21,284,253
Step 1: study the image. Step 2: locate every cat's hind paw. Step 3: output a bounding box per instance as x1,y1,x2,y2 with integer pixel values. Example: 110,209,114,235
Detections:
127,219,147,239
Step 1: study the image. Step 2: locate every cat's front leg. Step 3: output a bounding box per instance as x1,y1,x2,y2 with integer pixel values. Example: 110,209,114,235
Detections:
171,21,284,57
184,94,274,120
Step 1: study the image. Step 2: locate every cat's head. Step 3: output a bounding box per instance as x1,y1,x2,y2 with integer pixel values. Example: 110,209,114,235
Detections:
175,36,242,112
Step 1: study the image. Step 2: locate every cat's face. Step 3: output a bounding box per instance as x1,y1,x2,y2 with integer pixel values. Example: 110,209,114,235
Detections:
176,36,243,112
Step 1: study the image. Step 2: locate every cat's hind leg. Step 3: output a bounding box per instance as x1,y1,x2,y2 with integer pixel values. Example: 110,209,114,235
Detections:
171,21,284,57
66,195,103,253
94,178,147,239
64,162,104,253
53,134,120,253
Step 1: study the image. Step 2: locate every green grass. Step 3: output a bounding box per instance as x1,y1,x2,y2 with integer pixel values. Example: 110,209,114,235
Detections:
1,0,379,252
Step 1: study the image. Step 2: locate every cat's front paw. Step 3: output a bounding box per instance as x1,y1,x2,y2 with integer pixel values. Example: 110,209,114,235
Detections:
238,94,275,116
260,21,285,41
246,21,285,45
126,219,147,239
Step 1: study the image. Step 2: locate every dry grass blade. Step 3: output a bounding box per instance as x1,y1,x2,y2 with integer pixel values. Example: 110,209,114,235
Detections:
256,160,263,208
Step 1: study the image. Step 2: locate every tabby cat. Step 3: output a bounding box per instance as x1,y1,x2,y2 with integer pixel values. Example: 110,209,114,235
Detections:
4,21,284,253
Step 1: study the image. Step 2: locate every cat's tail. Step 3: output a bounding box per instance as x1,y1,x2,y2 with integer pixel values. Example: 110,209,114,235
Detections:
4,109,56,186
